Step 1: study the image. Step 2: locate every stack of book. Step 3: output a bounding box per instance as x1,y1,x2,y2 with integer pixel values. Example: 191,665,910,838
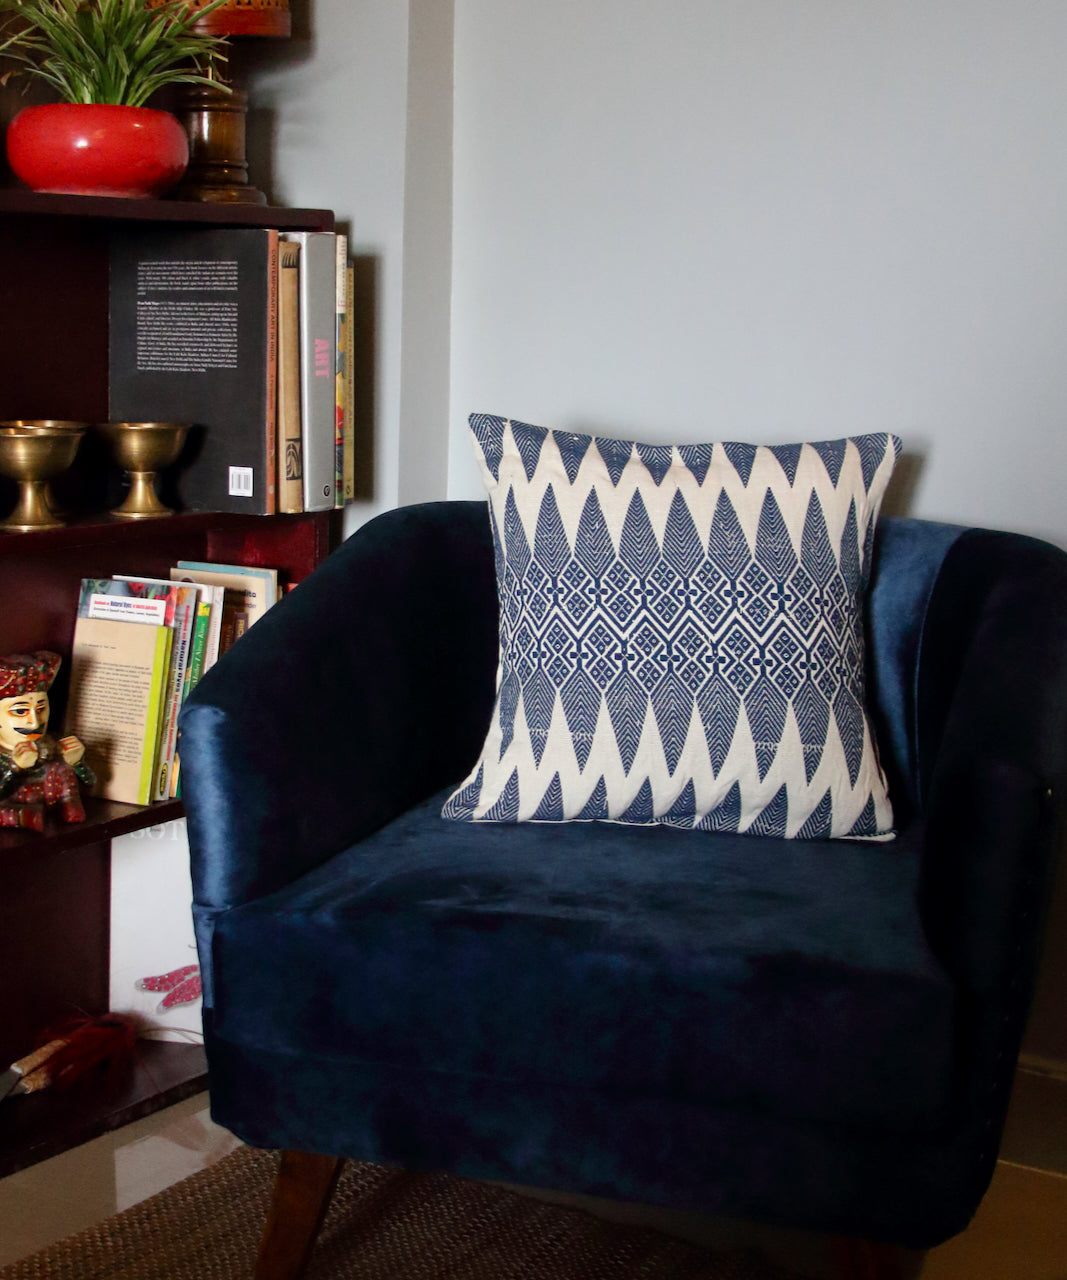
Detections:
109,228,355,517
64,561,280,806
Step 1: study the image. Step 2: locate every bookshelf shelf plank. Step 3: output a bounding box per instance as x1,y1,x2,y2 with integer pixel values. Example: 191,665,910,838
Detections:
0,509,334,558
0,189,334,231
0,796,183,857
0,1040,208,1178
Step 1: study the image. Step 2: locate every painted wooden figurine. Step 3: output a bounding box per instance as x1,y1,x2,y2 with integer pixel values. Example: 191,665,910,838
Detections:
0,651,95,830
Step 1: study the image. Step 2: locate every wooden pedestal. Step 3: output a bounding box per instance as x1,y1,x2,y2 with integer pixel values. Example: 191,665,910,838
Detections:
172,85,266,206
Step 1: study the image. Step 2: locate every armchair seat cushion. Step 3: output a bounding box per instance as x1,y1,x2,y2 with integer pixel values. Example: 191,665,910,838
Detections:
212,789,954,1132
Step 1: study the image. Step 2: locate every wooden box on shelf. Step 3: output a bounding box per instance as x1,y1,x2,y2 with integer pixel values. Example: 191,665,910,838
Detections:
0,192,339,1175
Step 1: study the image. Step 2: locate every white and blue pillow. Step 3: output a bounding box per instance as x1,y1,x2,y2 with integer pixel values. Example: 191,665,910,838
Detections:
444,415,899,840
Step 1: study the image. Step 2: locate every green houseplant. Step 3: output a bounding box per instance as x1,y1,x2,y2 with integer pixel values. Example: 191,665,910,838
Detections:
0,0,233,197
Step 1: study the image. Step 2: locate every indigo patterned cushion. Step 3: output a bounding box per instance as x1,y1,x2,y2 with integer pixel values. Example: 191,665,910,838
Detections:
443,415,900,839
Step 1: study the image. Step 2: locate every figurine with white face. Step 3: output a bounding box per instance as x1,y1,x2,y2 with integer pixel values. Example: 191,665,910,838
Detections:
0,651,95,830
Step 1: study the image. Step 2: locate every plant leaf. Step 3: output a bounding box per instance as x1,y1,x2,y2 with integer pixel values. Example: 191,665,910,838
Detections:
0,0,232,104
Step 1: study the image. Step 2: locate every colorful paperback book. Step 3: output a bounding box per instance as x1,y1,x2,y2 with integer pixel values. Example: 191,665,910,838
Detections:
112,576,199,802
334,232,348,508
343,262,355,504
171,561,279,656
77,577,186,800
195,582,227,675
65,616,172,806
77,578,173,626
277,238,303,514
173,560,278,606
167,592,213,800
184,596,213,697
171,578,243,658
163,578,225,685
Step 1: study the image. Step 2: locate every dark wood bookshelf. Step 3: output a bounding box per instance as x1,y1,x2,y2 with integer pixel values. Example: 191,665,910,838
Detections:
0,1040,208,1178
0,192,339,1177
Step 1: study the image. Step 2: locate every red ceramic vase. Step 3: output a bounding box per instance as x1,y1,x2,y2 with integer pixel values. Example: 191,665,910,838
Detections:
5,103,189,199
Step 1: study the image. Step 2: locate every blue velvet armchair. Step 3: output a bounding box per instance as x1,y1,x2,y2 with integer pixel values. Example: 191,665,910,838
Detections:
179,501,1067,1280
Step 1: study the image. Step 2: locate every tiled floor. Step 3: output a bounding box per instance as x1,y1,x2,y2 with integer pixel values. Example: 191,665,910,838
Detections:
0,1068,1064,1276
919,1160,1067,1280
0,1093,240,1268
918,1064,1067,1280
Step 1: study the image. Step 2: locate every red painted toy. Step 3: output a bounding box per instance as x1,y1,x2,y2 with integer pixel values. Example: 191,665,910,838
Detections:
0,651,95,830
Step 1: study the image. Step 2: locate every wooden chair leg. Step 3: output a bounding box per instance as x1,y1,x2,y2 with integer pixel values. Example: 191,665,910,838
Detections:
254,1149,344,1280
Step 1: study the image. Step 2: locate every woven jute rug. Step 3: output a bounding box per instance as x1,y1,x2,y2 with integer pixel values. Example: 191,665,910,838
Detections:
0,1145,801,1280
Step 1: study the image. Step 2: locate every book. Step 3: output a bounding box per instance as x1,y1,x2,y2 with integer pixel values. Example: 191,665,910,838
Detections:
184,594,213,697
196,582,227,674
111,576,199,802
174,581,242,657
343,262,355,504
168,586,214,799
277,239,303,514
109,226,280,516
173,559,279,607
334,233,348,509
136,579,218,801
280,230,337,511
65,615,172,806
76,579,172,627
77,577,187,801
170,561,279,656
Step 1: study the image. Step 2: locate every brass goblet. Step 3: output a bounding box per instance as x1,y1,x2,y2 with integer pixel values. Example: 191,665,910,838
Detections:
0,421,87,531
98,421,190,519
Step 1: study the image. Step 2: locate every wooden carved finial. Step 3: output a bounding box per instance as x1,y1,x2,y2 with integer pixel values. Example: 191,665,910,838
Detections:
152,0,292,39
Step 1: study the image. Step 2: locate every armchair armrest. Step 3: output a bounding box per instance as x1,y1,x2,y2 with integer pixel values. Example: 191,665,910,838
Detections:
180,501,498,922
915,530,1067,1068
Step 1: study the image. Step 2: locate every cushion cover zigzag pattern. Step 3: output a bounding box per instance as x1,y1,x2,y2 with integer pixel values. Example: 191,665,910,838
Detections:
444,415,899,840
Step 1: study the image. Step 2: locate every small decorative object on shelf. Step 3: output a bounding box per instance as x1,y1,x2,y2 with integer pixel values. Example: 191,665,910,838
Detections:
0,0,234,197
97,420,190,519
5,103,191,200
171,0,289,38
0,650,95,830
0,1013,141,1100
0,419,86,531
162,0,292,204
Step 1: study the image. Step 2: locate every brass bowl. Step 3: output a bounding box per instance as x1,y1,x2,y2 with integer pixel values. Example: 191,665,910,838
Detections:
0,422,87,531
0,419,87,432
97,421,190,519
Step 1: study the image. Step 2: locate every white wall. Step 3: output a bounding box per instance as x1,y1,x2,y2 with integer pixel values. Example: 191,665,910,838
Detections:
449,1,1067,548
397,0,455,507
